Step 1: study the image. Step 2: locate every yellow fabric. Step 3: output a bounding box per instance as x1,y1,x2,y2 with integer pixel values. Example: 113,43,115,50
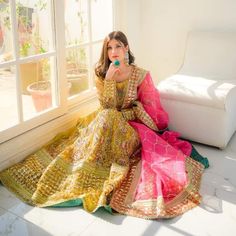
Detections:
0,67,148,212
0,66,205,219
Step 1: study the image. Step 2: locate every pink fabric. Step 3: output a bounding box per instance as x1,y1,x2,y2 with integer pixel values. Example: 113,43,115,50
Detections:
137,72,169,130
161,130,192,156
129,73,192,202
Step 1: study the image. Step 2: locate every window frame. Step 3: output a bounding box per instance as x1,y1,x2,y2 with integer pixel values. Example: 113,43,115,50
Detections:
0,0,115,144
0,0,68,144
66,0,115,109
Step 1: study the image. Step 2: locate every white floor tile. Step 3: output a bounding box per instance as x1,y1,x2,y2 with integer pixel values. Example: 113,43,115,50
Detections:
0,187,97,235
0,207,52,236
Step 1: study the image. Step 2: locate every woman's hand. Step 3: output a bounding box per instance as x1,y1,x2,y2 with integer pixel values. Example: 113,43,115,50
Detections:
105,62,120,80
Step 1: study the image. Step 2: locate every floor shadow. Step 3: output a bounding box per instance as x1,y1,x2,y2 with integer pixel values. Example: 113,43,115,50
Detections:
141,217,196,236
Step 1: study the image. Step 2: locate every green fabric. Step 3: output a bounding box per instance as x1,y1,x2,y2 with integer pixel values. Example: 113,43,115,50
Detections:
190,145,209,169
103,205,113,214
50,198,113,214
51,199,83,207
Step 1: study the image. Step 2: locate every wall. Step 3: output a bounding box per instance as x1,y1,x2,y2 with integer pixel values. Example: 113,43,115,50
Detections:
113,0,142,65
118,0,236,83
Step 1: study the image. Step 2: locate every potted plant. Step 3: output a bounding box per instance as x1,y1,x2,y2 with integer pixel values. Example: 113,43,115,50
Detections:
27,57,71,112
26,58,51,112
0,1,48,102
66,47,88,96
15,1,54,112
17,1,48,96
65,4,89,96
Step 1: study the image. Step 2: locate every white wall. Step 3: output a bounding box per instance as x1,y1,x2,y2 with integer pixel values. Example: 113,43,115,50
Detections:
113,0,142,65
116,0,236,83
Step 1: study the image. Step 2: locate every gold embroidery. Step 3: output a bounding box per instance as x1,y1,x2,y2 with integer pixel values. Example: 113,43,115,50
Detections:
133,101,159,131
0,109,140,212
95,78,117,108
0,65,204,219
110,156,204,219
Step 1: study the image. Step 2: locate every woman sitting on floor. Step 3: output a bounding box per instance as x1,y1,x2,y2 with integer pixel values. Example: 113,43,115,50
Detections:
0,31,208,219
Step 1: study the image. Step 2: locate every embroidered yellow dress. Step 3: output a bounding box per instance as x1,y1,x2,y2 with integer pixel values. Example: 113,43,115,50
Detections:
0,66,207,219
0,67,145,212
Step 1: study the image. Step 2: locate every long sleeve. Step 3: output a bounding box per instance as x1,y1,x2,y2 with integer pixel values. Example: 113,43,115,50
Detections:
95,77,117,108
95,77,136,121
137,72,169,130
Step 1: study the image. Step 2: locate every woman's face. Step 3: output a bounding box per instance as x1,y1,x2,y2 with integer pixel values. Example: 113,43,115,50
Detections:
107,39,128,63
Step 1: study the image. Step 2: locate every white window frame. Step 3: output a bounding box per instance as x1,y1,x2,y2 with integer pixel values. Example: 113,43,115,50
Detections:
0,0,67,143
66,0,115,109
0,0,115,144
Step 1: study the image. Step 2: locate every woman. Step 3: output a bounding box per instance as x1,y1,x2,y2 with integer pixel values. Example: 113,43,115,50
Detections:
0,31,208,219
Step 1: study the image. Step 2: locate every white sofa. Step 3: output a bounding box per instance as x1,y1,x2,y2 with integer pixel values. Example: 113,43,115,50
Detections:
157,31,236,149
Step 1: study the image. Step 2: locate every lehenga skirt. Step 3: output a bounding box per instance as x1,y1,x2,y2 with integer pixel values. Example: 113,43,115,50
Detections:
0,109,207,219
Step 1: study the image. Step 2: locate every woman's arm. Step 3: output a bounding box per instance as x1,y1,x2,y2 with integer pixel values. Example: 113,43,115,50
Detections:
95,77,117,108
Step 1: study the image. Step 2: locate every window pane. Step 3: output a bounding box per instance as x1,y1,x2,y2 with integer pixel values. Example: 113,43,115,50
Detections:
91,0,113,41
21,57,56,120
66,46,89,96
0,65,18,131
0,0,14,62
17,0,52,57
65,0,88,46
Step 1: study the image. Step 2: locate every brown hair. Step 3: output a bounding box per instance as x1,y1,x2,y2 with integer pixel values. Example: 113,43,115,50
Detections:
95,31,135,78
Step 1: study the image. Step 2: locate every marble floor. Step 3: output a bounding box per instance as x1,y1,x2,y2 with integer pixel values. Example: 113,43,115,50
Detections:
0,133,236,236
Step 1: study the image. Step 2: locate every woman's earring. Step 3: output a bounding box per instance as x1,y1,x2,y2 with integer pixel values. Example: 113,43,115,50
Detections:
125,51,129,65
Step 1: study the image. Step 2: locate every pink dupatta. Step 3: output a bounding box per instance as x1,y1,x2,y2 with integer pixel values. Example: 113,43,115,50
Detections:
129,72,192,202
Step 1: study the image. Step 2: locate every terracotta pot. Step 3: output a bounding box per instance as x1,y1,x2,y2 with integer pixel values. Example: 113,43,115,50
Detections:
67,74,88,96
27,81,51,112
20,62,43,95
27,81,72,112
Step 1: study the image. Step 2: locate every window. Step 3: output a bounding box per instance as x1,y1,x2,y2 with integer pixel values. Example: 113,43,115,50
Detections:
65,0,113,101
0,0,113,143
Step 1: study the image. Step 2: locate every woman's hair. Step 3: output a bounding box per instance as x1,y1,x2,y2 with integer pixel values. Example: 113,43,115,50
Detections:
95,31,135,78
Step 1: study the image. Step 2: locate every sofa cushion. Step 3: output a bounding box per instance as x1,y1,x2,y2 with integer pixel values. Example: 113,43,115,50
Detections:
157,74,236,110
